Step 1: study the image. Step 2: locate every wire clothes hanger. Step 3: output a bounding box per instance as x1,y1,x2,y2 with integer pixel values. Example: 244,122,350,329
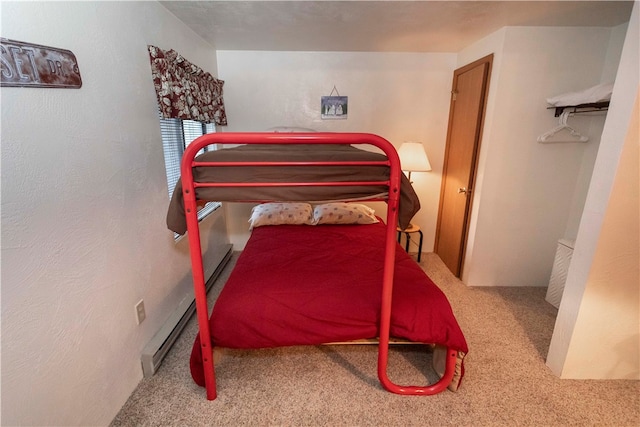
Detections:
537,110,589,143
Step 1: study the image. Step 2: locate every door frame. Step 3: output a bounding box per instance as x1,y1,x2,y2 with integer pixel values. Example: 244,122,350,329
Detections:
434,53,493,277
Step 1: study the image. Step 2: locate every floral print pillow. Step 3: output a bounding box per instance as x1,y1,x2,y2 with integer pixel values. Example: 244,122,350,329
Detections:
249,203,314,229
313,203,379,225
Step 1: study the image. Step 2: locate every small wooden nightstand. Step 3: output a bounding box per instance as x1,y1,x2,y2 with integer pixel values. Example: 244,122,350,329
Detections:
396,223,423,262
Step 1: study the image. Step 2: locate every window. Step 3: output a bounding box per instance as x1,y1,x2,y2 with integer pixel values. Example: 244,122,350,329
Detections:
160,115,220,231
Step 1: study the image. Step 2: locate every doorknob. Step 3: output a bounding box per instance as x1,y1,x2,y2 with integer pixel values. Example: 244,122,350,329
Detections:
458,187,471,195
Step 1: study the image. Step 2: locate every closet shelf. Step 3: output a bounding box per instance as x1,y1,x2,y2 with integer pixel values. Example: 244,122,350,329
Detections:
548,101,609,117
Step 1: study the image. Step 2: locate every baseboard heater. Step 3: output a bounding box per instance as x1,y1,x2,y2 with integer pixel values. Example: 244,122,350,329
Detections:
141,245,233,377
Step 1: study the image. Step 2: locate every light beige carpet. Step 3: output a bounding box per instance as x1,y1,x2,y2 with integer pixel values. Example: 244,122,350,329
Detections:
111,252,639,426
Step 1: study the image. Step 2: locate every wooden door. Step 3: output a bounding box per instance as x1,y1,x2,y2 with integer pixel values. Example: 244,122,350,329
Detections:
434,55,492,277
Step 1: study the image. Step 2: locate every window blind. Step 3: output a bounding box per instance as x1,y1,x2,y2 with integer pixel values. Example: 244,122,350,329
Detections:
160,114,220,235
160,117,185,200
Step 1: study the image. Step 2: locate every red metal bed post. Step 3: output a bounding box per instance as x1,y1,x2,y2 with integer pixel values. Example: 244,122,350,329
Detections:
181,135,218,400
373,134,402,391
370,134,459,395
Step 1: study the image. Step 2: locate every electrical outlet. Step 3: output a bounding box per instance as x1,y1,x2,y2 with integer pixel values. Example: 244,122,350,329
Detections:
135,300,146,325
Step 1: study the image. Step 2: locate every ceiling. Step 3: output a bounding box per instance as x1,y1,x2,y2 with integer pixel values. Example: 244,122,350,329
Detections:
159,1,634,52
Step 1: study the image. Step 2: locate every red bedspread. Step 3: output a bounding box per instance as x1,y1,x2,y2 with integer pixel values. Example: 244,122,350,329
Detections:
190,221,468,387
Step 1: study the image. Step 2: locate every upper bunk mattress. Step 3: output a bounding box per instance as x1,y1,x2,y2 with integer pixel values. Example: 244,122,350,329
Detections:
166,143,420,234
190,220,468,387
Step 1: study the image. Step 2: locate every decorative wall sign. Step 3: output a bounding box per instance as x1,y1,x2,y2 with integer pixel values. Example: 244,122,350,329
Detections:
1,38,82,88
321,86,347,120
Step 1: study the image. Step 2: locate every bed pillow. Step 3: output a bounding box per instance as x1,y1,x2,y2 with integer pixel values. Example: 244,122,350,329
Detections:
313,203,379,225
248,202,314,229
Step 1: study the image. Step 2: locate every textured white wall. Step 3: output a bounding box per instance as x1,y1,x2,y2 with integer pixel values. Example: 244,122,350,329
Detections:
548,2,639,379
216,50,457,249
458,26,619,287
1,2,227,425
561,94,639,379
556,22,627,242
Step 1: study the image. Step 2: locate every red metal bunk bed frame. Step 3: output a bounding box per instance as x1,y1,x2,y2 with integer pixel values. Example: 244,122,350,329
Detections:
179,132,459,400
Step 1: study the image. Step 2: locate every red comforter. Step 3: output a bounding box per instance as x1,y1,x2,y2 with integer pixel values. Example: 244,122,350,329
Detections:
190,221,468,387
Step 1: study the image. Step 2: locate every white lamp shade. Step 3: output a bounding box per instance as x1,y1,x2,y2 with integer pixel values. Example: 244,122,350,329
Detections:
398,142,432,172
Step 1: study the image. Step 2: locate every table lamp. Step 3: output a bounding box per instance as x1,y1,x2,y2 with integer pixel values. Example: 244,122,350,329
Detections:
397,141,432,182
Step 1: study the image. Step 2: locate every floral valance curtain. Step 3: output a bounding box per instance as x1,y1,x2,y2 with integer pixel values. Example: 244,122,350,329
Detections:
148,45,227,125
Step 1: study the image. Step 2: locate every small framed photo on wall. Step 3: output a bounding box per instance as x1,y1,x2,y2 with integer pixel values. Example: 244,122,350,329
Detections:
321,96,348,120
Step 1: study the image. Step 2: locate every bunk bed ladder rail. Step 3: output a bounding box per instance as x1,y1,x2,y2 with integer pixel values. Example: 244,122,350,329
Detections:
180,132,457,400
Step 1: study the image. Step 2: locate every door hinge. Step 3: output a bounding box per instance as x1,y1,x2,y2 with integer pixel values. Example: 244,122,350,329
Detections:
452,90,458,101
